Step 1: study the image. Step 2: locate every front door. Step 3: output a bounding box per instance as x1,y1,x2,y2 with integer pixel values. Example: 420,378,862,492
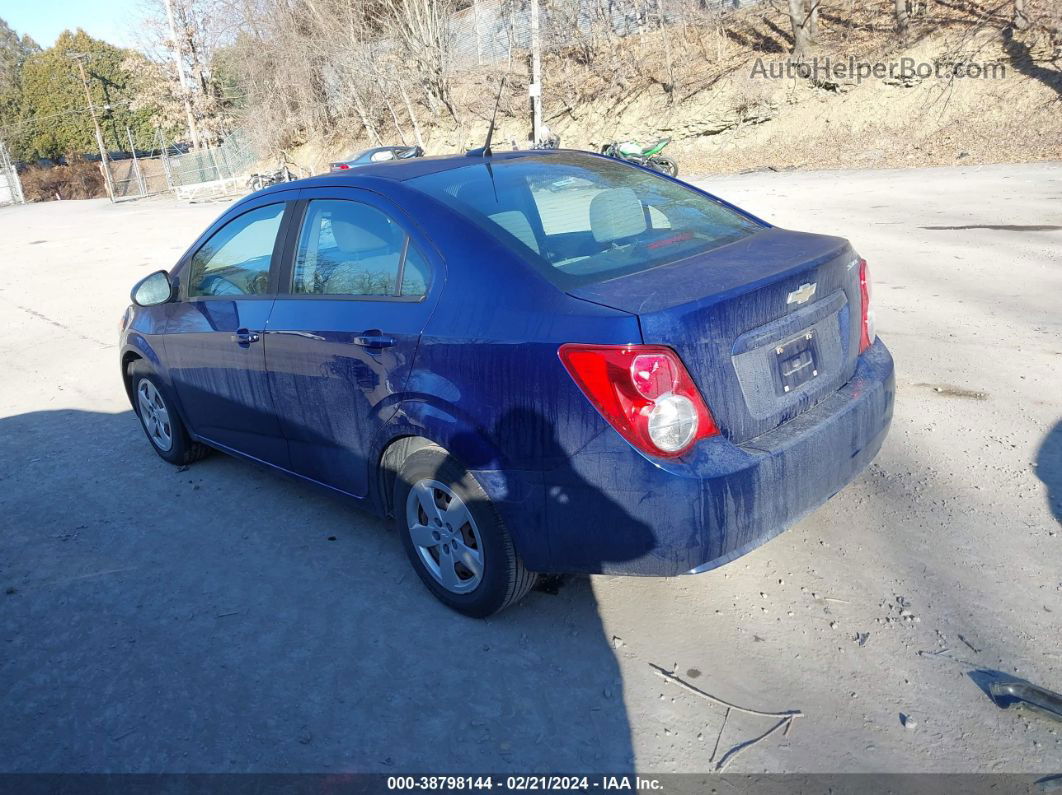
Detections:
164,200,291,466
264,190,441,497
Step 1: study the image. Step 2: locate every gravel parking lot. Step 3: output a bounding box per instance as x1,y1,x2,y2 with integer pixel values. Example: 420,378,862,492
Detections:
1,163,1059,774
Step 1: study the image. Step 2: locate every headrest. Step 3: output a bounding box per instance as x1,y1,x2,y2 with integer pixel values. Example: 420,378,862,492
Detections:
589,187,646,243
489,210,539,253
331,214,392,254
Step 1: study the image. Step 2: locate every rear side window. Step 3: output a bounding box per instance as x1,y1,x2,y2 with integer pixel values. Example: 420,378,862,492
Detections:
188,204,284,297
292,199,429,298
408,153,763,288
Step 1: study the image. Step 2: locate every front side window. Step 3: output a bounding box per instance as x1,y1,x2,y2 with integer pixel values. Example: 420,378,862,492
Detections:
292,200,429,298
188,204,284,297
407,153,764,288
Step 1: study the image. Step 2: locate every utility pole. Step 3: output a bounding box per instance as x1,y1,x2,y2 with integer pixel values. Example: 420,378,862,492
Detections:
163,0,202,150
529,0,542,145
70,53,116,202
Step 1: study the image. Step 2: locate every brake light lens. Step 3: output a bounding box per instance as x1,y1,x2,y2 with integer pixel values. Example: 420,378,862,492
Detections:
558,344,719,457
336,163,350,170
858,258,875,353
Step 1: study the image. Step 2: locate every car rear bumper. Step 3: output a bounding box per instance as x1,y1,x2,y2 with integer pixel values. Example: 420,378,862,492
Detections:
498,339,894,576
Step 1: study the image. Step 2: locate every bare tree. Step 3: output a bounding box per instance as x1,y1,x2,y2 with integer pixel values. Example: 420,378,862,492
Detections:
895,0,910,41
1012,0,1030,29
788,0,811,57
378,0,459,121
808,0,821,42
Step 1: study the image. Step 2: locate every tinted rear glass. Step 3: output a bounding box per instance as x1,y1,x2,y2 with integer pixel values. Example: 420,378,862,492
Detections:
407,153,764,287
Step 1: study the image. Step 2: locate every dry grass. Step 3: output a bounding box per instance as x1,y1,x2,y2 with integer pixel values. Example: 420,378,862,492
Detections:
20,158,106,202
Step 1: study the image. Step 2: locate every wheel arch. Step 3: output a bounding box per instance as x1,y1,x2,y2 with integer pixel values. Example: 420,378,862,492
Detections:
120,342,196,439
120,335,164,406
371,403,505,519
370,403,550,572
120,350,143,407
375,434,434,517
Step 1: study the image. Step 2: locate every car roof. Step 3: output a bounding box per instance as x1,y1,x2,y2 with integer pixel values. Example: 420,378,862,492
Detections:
263,149,601,195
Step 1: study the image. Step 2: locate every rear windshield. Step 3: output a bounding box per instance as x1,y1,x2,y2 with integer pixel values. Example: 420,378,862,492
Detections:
407,153,764,288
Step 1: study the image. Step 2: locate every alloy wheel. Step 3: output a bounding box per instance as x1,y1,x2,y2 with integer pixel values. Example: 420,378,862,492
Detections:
405,479,484,594
137,379,173,452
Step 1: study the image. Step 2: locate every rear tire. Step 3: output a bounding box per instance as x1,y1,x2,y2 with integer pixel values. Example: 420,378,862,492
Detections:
395,445,537,617
651,156,678,177
128,361,209,466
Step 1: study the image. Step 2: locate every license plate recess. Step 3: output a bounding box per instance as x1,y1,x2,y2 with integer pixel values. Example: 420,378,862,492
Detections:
773,331,819,394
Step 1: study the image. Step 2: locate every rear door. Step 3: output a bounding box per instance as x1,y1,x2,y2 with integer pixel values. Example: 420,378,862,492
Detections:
263,187,442,497
164,197,294,465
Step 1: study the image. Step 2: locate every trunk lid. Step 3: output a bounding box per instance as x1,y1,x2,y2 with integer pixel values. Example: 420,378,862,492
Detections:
567,228,863,444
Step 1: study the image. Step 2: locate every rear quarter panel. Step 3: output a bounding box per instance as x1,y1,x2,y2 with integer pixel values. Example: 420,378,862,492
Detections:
370,185,644,570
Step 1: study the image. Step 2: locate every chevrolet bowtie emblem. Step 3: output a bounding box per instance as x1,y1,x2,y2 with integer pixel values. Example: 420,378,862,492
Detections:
787,282,817,305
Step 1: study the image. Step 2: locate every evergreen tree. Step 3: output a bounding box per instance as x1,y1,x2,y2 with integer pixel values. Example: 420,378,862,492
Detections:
0,18,40,141
11,29,155,161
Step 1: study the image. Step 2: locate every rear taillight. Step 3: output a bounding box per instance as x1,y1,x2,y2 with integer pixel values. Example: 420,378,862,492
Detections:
858,258,875,353
336,163,350,170
558,344,719,458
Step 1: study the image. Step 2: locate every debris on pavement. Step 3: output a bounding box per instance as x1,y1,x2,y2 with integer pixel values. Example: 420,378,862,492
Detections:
988,678,1062,723
649,663,803,771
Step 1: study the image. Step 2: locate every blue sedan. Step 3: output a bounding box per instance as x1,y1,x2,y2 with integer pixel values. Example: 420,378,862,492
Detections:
120,150,894,616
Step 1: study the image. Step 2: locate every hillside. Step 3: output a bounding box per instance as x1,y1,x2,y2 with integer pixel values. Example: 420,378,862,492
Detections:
295,2,1062,175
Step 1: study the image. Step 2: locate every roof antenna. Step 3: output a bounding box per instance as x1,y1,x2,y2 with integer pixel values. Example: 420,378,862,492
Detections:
467,76,506,158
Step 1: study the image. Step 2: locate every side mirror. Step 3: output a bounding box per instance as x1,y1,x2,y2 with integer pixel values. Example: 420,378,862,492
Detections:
131,270,175,307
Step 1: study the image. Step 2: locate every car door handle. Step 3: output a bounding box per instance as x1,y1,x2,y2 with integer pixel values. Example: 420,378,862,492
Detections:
352,332,396,349
231,329,261,346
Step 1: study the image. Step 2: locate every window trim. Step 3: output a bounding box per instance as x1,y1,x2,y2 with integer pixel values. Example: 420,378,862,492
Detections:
181,200,293,302
277,197,431,303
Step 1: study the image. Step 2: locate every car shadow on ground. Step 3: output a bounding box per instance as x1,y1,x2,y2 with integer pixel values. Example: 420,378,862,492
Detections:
1035,421,1062,526
0,408,641,772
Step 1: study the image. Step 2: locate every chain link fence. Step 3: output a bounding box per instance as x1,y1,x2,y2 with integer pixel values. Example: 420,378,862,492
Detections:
0,141,25,206
103,128,259,202
448,0,748,68
165,130,259,200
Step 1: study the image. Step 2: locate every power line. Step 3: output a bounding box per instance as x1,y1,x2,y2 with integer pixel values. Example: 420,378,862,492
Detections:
0,107,94,132
0,96,141,135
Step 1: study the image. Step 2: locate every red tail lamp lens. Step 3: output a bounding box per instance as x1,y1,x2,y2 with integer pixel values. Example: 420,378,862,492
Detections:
558,344,719,457
858,258,875,353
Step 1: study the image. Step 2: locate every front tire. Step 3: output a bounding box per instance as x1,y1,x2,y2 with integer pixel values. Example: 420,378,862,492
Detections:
395,445,537,617
128,361,209,466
